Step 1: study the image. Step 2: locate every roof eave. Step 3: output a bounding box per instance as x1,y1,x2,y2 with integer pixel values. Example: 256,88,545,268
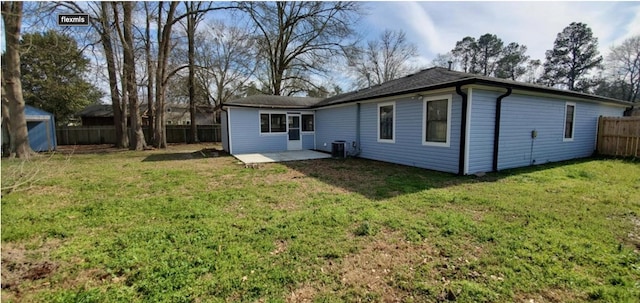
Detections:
223,103,314,110
313,77,632,108
471,78,633,106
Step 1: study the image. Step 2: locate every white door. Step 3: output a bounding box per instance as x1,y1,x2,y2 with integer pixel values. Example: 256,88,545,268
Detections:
287,114,302,150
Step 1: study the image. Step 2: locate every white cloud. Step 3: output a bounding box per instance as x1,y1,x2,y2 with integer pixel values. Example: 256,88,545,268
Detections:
364,1,640,64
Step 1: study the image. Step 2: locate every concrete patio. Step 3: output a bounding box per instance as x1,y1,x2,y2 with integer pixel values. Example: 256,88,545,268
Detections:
234,150,332,164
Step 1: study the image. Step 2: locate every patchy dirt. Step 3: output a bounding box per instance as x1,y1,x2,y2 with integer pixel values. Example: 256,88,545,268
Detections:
1,240,61,299
55,143,224,155
55,144,124,155
324,230,435,301
286,284,316,303
284,159,388,196
513,288,583,303
271,240,288,256
627,215,640,252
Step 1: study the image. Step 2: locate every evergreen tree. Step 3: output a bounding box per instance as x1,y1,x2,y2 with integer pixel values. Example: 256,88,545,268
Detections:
17,31,103,125
539,22,603,92
476,33,503,76
495,43,529,80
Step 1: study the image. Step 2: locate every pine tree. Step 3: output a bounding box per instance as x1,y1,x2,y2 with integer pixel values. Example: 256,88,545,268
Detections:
539,22,602,92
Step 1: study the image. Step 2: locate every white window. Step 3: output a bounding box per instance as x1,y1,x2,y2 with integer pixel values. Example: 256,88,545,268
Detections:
377,102,395,143
301,114,314,132
260,113,286,133
564,102,575,141
423,95,452,147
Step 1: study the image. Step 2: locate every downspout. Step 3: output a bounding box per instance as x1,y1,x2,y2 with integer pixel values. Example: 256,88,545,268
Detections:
455,85,468,176
492,87,512,172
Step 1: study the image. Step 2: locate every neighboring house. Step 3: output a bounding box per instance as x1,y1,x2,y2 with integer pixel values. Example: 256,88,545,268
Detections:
163,104,217,126
78,103,216,126
224,67,631,175
78,104,114,126
2,105,57,153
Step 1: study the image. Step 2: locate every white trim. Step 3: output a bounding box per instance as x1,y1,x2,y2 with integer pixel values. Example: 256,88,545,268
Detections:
300,113,315,133
563,102,576,142
317,88,457,110
422,94,452,148
26,115,51,121
377,101,396,143
464,88,472,175
287,113,303,150
227,108,233,154
467,85,629,108
258,111,287,135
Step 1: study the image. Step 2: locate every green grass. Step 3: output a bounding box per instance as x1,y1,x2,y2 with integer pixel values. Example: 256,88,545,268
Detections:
2,145,639,302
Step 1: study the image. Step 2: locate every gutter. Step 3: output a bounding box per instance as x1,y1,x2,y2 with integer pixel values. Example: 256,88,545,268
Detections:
455,85,468,176
492,87,512,172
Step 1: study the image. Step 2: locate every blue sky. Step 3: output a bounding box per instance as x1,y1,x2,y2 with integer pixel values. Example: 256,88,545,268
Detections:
2,1,638,94
360,1,640,66
4,1,637,63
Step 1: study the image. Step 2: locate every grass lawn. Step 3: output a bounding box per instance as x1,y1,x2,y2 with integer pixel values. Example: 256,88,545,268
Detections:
1,144,639,302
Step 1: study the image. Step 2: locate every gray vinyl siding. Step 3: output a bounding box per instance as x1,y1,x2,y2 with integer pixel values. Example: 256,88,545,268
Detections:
497,94,625,170
467,90,498,174
302,133,315,149
221,111,229,152
228,107,287,154
358,95,461,174
315,105,358,153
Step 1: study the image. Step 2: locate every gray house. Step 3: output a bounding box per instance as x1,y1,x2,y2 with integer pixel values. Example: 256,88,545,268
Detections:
221,67,630,175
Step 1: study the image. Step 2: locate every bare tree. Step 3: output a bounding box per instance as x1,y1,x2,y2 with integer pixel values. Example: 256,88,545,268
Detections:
143,2,156,144
240,1,362,96
58,1,129,148
152,2,237,148
197,22,257,111
1,2,34,158
182,2,206,143
605,35,640,102
113,2,146,150
347,29,418,88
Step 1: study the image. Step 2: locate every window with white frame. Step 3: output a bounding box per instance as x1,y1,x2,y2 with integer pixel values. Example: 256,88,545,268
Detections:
301,114,314,132
564,102,575,140
378,102,395,142
260,113,286,133
423,95,452,147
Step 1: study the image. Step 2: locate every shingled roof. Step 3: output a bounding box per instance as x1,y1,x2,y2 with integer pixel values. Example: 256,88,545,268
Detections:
316,67,631,107
224,67,631,109
224,95,323,109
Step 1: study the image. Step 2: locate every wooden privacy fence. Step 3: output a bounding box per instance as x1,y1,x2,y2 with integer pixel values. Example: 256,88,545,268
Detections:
57,125,221,145
597,116,640,157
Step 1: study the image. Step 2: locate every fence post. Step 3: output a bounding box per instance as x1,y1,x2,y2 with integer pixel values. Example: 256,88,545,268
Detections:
597,116,603,154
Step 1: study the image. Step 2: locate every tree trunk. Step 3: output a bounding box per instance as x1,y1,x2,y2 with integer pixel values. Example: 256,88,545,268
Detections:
153,2,178,149
145,2,155,145
122,2,146,150
1,2,34,159
102,2,128,148
187,2,198,143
